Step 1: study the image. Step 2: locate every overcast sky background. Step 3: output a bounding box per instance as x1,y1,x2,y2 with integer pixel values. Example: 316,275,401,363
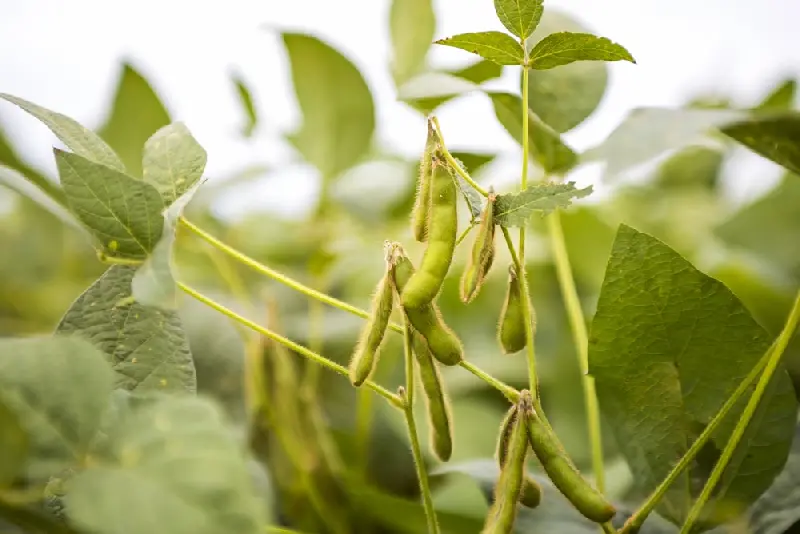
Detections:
1,0,798,219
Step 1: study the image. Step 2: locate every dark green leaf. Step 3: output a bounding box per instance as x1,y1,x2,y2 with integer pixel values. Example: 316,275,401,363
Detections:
589,225,797,525
390,0,435,86
397,72,478,115
528,32,635,70
57,265,196,393
488,91,578,174
720,113,800,176
435,32,525,66
494,182,591,226
493,0,543,39
748,426,800,534
98,63,171,176
232,75,258,138
0,336,113,479
142,122,206,206
0,400,28,487
282,33,375,180
55,150,164,260
65,395,265,534
755,79,797,112
0,164,82,232
0,93,124,172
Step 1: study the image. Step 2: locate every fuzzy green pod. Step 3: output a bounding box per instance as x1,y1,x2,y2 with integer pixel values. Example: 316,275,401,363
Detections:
349,271,394,386
498,265,534,354
523,393,616,524
401,155,458,309
460,193,496,303
410,330,454,461
389,243,463,366
495,405,542,510
411,119,438,242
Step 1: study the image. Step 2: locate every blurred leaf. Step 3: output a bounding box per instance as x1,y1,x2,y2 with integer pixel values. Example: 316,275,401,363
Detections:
397,72,478,115
390,0,435,86
488,91,578,174
0,399,28,487
653,144,724,190
55,150,164,260
282,33,375,180
716,175,800,278
494,182,592,227
755,79,797,112
528,32,635,70
435,32,525,66
97,63,171,176
560,206,616,291
451,60,503,85
0,164,82,231
0,336,112,479
57,265,197,394
748,426,800,534
720,113,800,176
0,124,66,204
142,122,206,205
523,10,610,133
233,75,258,138
589,225,797,526
65,395,266,534
0,93,124,172
449,152,496,175
493,0,543,39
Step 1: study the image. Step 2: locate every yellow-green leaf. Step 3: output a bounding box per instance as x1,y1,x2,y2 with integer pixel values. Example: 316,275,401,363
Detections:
528,31,635,70
493,0,543,40
435,31,524,66
390,0,436,86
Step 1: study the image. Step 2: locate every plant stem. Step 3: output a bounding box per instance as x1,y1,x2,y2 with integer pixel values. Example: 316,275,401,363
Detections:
679,290,800,534
455,223,475,247
178,281,404,409
620,343,774,534
431,117,489,197
602,522,620,534
545,212,606,493
401,319,441,534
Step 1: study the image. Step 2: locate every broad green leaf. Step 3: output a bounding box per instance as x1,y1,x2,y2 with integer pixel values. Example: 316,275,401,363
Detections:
57,265,196,393
233,75,258,138
449,157,485,220
748,426,800,534
493,0,543,40
434,32,525,66
397,72,478,115
65,395,265,534
142,122,206,205
755,79,797,112
0,164,82,232
282,33,375,180
98,63,171,176
528,32,635,70
390,0,435,86
0,400,28,487
488,91,578,174
451,60,503,85
493,182,592,227
589,225,797,526
0,93,124,172
55,150,164,260
0,336,113,479
653,144,724,190
720,113,800,176
524,10,609,133
716,175,800,278
0,123,66,205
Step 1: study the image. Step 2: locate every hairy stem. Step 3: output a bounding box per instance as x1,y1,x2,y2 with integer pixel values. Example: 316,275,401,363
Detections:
680,290,800,534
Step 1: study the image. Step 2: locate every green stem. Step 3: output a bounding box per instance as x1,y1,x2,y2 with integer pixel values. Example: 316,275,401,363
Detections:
455,223,475,247
679,290,800,534
545,212,605,494
602,522,620,534
621,342,775,534
178,281,404,409
401,319,441,534
431,117,489,197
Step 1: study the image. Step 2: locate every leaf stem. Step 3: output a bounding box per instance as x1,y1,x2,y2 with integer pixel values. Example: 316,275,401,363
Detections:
546,211,606,493
431,117,489,197
177,280,404,409
679,290,800,534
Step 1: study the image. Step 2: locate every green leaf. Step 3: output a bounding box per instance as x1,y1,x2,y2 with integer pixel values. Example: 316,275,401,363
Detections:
488,91,578,174
451,60,504,85
528,32,635,70
523,10,610,133
755,79,797,112
282,33,375,180
0,122,66,205
397,72,478,115
390,0,435,86
493,182,592,227
142,122,207,206
55,150,164,260
0,93,124,172
434,32,525,66
748,426,800,534
588,225,797,526
493,0,543,39
720,113,800,176
57,265,197,393
0,400,28,487
65,395,265,534
98,63,171,177
0,336,113,479
449,151,496,174
715,175,800,278
233,75,258,138
0,164,83,232
653,144,724,190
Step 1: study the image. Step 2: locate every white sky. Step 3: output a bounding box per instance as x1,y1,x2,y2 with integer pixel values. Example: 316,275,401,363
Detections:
1,0,798,218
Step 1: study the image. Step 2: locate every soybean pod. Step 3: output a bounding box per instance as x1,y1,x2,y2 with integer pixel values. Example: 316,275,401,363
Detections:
522,393,616,523
460,192,497,303
411,119,438,242
410,330,454,461
495,405,542,510
389,243,463,366
348,270,394,386
401,155,458,309
498,265,534,354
